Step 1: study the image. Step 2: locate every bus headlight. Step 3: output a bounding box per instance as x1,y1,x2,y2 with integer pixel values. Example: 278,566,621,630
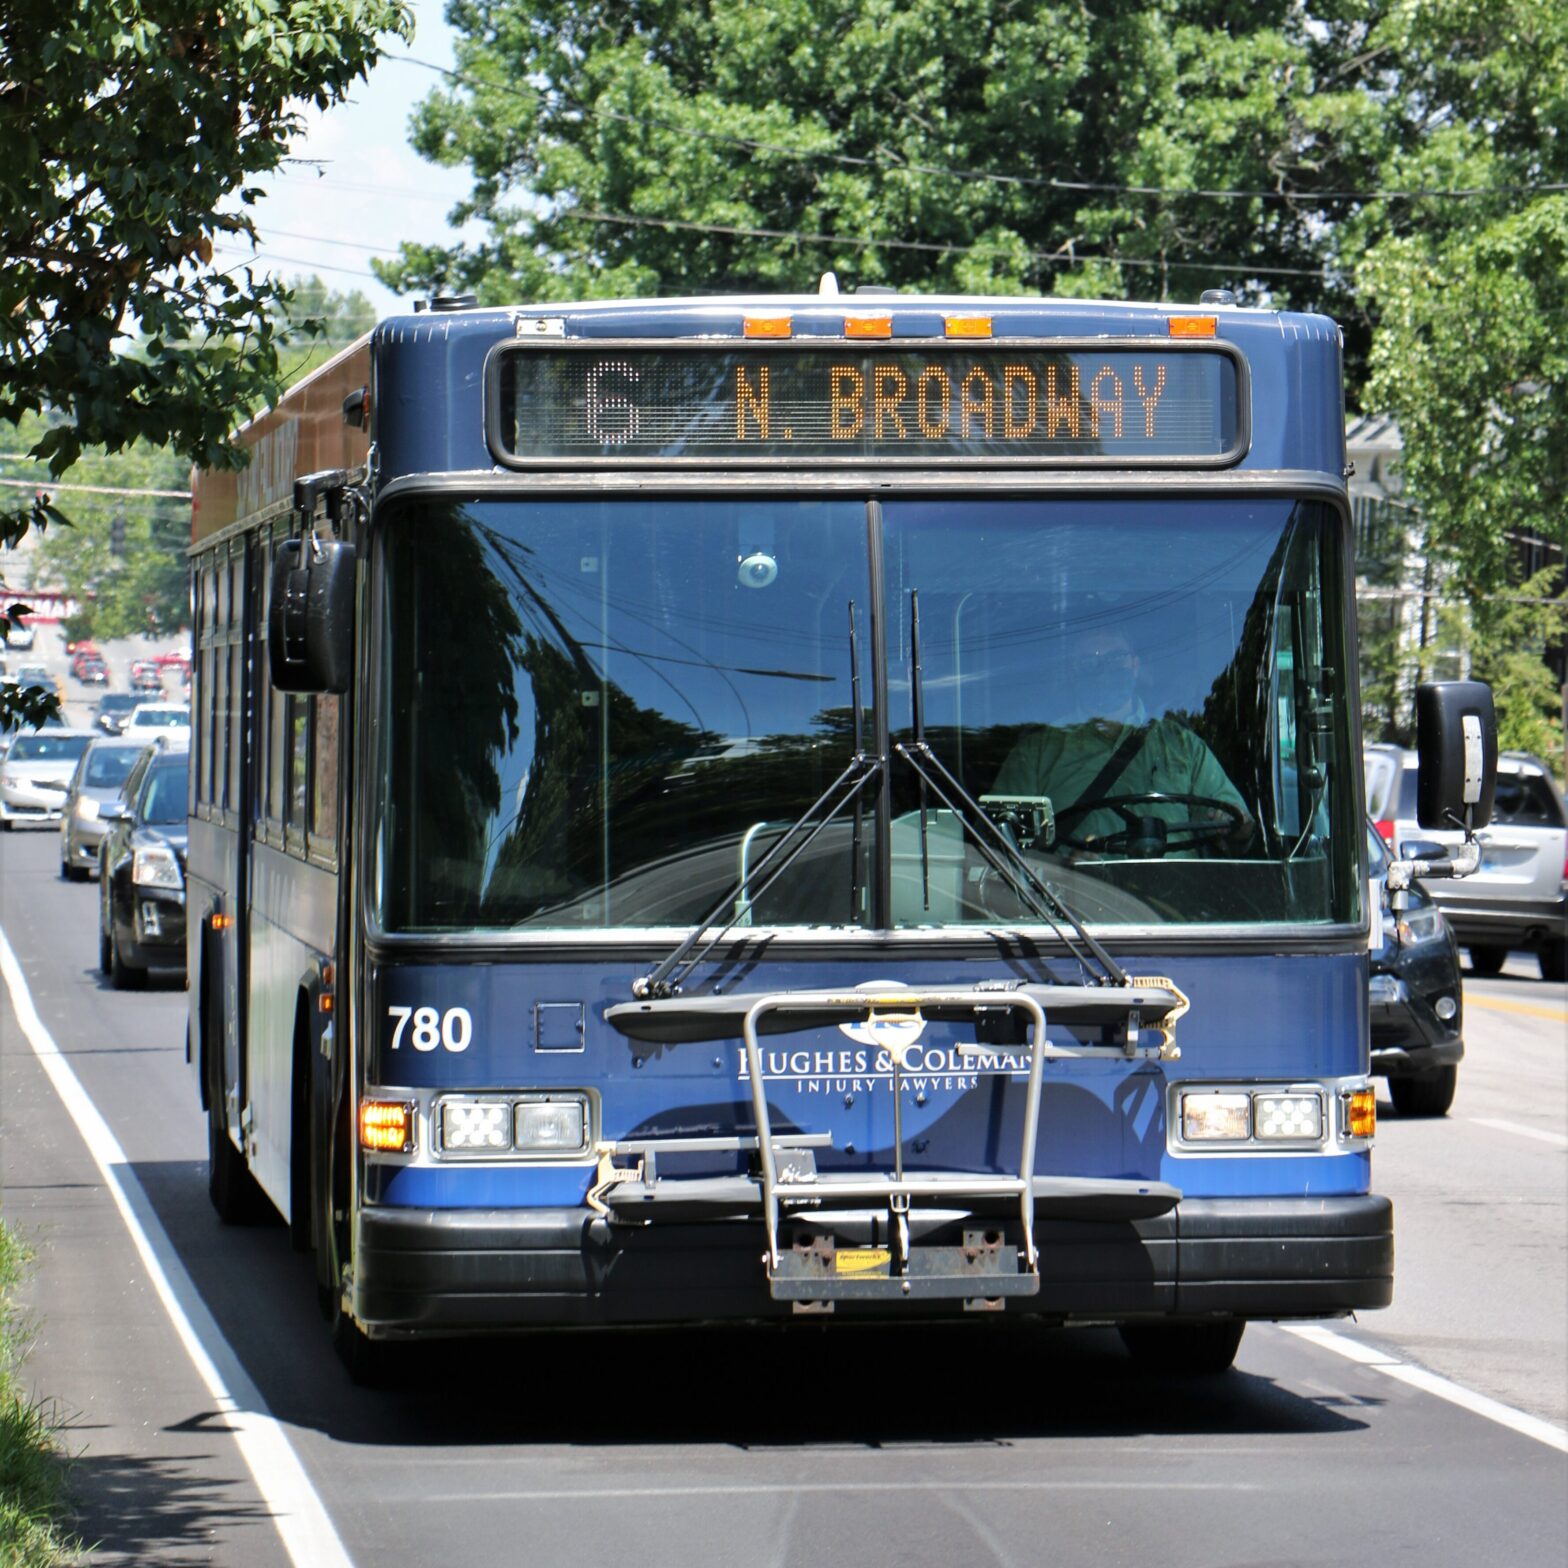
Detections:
1254,1092,1324,1141
1181,1092,1251,1141
440,1098,512,1153
515,1095,588,1153
132,844,183,888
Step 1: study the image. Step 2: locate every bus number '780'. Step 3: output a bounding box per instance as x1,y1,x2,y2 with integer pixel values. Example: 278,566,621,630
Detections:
388,1005,473,1052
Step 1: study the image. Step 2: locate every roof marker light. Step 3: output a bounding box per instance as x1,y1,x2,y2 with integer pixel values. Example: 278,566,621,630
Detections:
1168,316,1218,338
844,315,893,339
744,316,792,339
944,316,993,338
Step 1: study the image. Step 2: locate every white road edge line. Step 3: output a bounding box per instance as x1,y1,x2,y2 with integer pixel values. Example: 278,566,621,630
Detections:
1279,1323,1568,1453
1469,1117,1568,1150
0,925,354,1568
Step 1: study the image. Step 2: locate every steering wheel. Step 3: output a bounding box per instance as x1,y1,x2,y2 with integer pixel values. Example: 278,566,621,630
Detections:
1053,792,1248,855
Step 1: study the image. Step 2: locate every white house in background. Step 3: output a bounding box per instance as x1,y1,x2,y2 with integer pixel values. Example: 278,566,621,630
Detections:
1346,414,1468,730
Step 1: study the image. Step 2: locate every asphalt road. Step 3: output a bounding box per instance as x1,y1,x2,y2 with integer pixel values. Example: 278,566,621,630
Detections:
1,826,1564,1568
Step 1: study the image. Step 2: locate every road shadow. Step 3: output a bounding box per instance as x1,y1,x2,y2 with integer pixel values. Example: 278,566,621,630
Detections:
51,1438,282,1567
130,1159,1371,1458
86,966,187,994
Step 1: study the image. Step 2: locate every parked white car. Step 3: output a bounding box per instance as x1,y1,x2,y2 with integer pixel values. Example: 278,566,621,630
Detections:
121,702,192,745
1366,743,1567,980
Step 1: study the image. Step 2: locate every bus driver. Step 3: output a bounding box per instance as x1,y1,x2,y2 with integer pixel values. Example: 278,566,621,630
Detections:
992,628,1251,857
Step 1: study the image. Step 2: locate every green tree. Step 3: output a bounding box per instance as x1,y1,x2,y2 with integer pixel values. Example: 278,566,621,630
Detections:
2,412,190,645
1346,2,1568,762
386,0,1566,765
1469,568,1567,765
0,0,411,728
376,1,1389,320
273,273,380,386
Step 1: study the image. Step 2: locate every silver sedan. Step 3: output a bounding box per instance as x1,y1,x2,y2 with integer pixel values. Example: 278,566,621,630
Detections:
59,737,150,878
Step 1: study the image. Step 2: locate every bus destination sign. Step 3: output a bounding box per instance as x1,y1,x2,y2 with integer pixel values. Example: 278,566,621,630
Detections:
491,344,1243,465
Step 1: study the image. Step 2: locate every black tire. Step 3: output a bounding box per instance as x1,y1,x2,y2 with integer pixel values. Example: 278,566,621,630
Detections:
1119,1319,1245,1374
108,918,147,991
1467,944,1509,976
330,1308,405,1388
207,1096,270,1225
1389,1065,1457,1117
1538,943,1565,983
98,867,113,975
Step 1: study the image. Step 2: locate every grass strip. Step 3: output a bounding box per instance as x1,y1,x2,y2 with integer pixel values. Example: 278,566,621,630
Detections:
0,1222,79,1566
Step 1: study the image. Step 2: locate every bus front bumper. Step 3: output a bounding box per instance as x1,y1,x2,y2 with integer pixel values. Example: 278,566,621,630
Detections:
348,1194,1393,1337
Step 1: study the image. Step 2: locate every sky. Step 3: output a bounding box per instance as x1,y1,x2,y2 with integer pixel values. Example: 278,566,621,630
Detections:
213,0,482,319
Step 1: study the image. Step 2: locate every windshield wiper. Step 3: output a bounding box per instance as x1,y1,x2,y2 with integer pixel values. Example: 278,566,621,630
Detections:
897,590,1128,988
633,602,882,1000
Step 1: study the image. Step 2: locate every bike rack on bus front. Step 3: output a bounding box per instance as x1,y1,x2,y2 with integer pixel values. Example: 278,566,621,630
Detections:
602,982,1184,1310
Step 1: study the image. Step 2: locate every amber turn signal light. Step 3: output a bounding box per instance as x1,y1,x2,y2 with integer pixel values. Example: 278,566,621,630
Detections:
360,1100,415,1153
1345,1087,1376,1140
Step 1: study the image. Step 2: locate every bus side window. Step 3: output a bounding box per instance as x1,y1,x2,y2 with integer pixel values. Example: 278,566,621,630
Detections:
285,694,310,850
312,694,339,851
192,564,207,812
199,558,218,812
266,525,288,839
227,549,243,817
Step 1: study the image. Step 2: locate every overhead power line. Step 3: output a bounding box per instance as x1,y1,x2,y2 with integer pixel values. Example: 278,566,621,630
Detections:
0,477,189,499
389,53,1567,205
212,244,383,284
569,208,1337,280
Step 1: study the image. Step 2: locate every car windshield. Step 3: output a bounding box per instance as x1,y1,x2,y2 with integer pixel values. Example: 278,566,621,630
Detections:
9,733,90,763
99,695,136,712
140,764,188,824
83,746,143,789
133,708,188,728
376,496,1358,934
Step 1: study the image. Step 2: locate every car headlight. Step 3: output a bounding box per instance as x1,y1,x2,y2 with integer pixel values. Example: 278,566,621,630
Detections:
132,844,183,889
75,797,100,821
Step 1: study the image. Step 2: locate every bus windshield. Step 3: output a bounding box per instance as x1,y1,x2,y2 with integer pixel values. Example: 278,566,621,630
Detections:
376,496,1357,934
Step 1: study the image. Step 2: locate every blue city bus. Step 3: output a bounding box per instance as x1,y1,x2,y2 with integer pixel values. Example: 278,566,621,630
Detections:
187,283,1486,1379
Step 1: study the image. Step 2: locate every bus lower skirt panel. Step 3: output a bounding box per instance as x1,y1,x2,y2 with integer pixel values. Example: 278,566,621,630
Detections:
348,1195,1392,1337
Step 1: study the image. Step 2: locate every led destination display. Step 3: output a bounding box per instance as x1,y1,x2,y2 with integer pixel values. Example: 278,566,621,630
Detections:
492,344,1244,464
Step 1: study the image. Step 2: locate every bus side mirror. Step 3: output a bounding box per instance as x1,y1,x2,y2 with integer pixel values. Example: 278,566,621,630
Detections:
269,539,356,694
1415,680,1497,834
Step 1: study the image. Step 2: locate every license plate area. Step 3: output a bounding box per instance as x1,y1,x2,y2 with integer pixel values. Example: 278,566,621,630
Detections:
772,1227,1036,1308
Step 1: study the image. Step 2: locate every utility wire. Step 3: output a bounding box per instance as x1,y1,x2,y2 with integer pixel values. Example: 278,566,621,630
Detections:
568,208,1338,280
0,477,189,499
211,244,384,284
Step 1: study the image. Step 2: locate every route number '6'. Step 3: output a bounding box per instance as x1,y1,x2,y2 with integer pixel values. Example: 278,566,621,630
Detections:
388,1005,473,1053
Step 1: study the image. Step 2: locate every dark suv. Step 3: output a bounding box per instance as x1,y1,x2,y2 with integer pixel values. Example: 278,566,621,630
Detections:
98,747,188,988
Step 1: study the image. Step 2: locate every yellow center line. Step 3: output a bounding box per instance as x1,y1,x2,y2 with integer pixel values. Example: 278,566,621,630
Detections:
1466,993,1568,1023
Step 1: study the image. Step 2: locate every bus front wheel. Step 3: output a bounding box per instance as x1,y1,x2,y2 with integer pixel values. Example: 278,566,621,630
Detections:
1118,1319,1245,1374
